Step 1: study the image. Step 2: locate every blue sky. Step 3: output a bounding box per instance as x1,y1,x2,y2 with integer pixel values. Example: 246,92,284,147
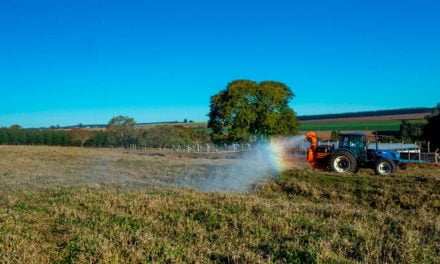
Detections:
0,0,439,127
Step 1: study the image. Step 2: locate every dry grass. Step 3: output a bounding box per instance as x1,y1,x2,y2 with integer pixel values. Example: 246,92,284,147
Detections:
0,145,234,191
0,146,439,263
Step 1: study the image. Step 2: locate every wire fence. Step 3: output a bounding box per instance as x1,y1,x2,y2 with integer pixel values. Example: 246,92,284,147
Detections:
2,140,438,164
118,141,440,164
126,143,252,153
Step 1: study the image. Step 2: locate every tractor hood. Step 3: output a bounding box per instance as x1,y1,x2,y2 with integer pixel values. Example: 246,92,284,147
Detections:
373,149,400,161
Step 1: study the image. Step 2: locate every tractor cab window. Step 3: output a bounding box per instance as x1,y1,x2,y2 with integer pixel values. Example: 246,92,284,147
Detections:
339,136,351,148
351,136,365,148
339,135,365,149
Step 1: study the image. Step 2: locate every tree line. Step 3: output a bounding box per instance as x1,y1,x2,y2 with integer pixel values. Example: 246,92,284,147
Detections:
0,127,73,146
396,104,440,150
0,118,210,148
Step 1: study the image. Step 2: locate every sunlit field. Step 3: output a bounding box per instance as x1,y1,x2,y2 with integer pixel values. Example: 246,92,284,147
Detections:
0,146,439,263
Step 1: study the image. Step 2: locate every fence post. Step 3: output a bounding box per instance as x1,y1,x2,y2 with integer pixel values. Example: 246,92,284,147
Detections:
435,150,439,164
415,142,421,162
428,142,431,153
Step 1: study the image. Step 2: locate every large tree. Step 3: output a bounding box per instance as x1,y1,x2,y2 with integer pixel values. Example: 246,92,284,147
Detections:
107,116,137,147
208,80,299,143
423,103,440,151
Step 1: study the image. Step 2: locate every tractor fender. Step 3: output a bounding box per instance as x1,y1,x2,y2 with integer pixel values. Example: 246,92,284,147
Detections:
332,148,358,158
373,150,399,161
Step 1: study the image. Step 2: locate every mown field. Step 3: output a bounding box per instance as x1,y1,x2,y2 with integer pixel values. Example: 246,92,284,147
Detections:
0,146,439,263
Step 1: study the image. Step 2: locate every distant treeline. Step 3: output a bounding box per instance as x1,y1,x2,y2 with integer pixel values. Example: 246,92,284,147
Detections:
0,125,209,148
0,127,108,147
298,107,432,121
0,128,73,146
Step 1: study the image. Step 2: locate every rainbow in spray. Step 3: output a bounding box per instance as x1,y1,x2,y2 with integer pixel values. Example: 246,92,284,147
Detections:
265,135,306,172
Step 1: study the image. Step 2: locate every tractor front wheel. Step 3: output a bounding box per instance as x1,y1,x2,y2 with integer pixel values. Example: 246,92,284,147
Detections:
329,151,357,173
374,159,396,176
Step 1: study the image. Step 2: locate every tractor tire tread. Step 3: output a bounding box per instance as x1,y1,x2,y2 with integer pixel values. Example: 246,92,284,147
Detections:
329,150,357,173
374,158,396,176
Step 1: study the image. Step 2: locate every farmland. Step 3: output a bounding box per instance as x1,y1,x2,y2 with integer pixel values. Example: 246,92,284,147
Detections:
136,119,427,132
298,119,427,132
137,119,427,133
0,146,439,263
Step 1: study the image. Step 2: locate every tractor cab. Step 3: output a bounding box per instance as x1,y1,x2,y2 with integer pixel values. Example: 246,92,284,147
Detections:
337,133,368,161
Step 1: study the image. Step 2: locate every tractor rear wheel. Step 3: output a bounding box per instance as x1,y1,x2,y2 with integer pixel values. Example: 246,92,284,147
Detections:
329,151,357,173
374,159,396,176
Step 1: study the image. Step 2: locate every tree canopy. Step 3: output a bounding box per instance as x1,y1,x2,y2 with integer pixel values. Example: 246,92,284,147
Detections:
423,103,440,150
0,118,209,148
208,80,299,143
399,120,423,143
107,116,137,147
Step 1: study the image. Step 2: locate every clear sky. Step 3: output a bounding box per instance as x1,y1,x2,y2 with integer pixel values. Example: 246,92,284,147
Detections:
1,0,439,127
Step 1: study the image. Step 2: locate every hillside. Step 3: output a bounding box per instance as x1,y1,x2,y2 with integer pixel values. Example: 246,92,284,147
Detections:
298,119,427,132
298,107,432,121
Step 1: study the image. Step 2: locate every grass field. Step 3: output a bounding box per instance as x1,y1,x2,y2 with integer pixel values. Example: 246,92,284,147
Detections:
0,146,439,263
298,119,427,132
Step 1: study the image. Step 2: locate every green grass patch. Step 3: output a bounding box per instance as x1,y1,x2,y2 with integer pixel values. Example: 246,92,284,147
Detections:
299,119,426,131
